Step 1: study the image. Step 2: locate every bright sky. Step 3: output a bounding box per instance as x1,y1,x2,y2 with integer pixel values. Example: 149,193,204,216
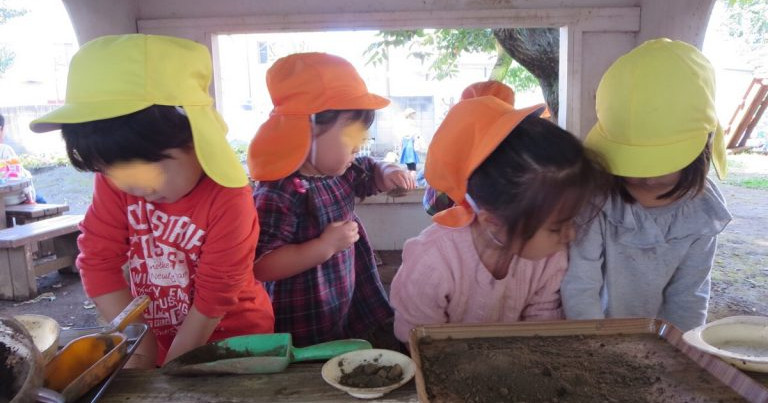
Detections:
702,1,757,125
0,0,77,63
0,0,77,106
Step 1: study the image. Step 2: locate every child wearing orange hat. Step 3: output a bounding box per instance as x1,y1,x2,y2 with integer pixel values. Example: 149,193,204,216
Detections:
248,53,415,348
390,96,609,343
423,80,516,216
562,39,732,331
29,34,275,367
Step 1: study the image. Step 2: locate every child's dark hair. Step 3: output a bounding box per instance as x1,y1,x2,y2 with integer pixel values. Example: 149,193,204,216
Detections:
468,115,609,250
0,113,5,128
61,105,193,172
616,143,711,203
313,109,375,136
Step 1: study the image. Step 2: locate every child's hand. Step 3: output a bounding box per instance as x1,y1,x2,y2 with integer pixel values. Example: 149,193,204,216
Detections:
124,329,158,369
380,165,416,192
125,352,156,369
320,221,360,253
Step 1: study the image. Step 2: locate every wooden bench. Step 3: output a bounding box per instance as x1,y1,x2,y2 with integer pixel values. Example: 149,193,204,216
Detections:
6,203,72,259
0,214,84,301
5,203,70,226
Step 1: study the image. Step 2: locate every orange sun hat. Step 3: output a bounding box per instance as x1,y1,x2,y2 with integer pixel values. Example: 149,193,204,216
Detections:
460,80,553,118
425,97,545,227
460,80,516,105
247,53,390,181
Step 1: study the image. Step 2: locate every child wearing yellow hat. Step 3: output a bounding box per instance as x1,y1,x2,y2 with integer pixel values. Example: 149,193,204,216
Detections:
248,53,415,348
562,38,732,331
390,97,609,343
30,34,275,367
423,80,516,216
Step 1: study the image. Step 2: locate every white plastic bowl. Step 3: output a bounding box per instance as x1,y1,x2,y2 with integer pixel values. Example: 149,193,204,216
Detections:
14,314,61,364
683,315,768,373
321,348,415,399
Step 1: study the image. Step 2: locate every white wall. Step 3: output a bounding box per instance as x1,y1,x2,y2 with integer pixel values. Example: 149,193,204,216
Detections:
354,190,433,251
638,0,716,48
62,0,139,43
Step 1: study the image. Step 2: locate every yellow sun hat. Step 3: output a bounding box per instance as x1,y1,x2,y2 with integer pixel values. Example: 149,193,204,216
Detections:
585,38,726,179
29,34,247,188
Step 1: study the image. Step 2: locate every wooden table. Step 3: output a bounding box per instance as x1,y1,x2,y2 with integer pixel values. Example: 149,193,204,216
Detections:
0,178,31,229
99,364,419,402
94,361,768,403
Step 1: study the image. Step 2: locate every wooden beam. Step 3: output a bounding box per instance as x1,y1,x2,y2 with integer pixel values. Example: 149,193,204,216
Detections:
139,7,641,34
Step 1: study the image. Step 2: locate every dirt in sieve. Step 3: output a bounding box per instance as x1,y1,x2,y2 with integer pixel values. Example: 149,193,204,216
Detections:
417,334,745,403
0,343,15,401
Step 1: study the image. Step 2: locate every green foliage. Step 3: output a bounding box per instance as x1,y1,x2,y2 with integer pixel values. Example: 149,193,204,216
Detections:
0,47,14,75
0,2,26,24
720,0,767,74
19,153,71,170
733,177,768,189
364,29,539,92
723,0,768,46
230,140,248,163
722,153,768,190
0,2,27,75
498,55,540,92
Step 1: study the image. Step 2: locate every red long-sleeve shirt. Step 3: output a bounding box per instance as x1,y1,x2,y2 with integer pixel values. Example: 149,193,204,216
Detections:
78,174,274,362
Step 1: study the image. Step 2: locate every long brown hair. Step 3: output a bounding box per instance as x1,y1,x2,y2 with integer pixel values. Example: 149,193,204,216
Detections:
467,115,610,253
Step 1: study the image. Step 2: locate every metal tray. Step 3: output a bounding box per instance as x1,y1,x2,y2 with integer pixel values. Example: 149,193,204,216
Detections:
409,318,768,403
76,323,149,403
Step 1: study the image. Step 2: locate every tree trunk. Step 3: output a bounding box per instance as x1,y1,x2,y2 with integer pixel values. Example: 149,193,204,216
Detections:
493,28,559,121
489,42,512,82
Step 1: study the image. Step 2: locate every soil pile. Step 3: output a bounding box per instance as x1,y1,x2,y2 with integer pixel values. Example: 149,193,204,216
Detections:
418,334,744,402
0,343,16,401
339,362,404,388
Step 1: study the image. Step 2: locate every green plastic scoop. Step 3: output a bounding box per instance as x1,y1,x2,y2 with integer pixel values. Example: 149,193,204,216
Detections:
163,333,372,375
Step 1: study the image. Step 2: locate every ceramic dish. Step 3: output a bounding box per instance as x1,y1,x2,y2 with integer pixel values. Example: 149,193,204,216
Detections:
683,315,768,373
14,314,60,364
321,348,415,399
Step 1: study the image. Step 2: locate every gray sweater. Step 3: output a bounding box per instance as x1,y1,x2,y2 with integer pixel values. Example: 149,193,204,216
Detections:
562,178,731,331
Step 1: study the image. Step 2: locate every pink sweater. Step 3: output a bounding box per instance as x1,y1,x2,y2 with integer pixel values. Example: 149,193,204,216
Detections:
390,224,566,342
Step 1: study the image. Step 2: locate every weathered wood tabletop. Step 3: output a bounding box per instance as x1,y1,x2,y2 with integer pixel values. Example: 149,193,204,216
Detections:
0,178,31,229
98,363,419,402
95,363,768,403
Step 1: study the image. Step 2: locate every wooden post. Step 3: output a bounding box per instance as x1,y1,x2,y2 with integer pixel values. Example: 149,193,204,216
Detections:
53,233,80,274
726,78,768,149
0,244,37,301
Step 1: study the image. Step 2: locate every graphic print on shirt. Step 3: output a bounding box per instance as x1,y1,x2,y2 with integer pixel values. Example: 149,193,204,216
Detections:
126,201,205,335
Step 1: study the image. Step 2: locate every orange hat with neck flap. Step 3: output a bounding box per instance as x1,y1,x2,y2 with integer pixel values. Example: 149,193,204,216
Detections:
247,52,390,181
426,97,545,227
461,80,516,105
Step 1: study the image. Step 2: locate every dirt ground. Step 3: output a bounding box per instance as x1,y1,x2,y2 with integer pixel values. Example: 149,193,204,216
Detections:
418,334,747,402
707,182,768,320
0,168,766,330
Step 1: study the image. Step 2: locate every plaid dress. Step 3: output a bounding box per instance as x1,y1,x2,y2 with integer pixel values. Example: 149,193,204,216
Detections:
254,156,394,347
423,185,455,216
